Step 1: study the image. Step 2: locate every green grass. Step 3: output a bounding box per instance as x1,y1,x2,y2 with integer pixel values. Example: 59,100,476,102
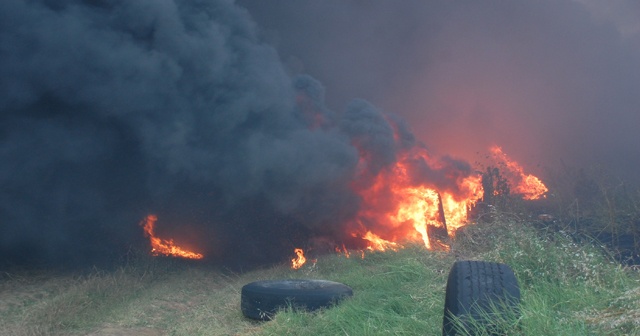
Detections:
1,216,639,335
452,214,640,335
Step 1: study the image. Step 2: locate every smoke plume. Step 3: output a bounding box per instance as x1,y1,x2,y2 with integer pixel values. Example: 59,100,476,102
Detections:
3,0,638,268
239,0,640,181
0,0,341,267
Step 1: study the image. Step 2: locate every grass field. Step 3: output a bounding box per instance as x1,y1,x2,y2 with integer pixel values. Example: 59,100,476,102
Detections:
1,215,639,335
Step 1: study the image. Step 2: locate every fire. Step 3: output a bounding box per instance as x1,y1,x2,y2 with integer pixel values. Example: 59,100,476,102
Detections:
392,187,438,249
291,248,307,269
335,245,366,259
291,88,548,262
335,244,351,258
295,146,546,262
361,231,402,251
490,146,548,200
349,150,484,251
140,215,204,260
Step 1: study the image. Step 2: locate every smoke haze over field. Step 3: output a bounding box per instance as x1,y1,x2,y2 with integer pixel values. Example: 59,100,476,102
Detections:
239,0,640,177
1,0,639,268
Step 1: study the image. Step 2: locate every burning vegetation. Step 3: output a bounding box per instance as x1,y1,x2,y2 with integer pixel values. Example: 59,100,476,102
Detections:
351,148,543,256
285,142,547,269
140,90,548,265
346,149,484,253
141,141,547,266
490,146,549,200
140,215,204,260
138,84,548,266
291,248,307,269
110,2,544,267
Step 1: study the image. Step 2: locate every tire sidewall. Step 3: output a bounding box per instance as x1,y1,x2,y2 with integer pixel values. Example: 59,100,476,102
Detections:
241,279,353,320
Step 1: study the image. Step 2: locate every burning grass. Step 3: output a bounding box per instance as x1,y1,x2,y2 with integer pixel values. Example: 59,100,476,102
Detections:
2,215,639,335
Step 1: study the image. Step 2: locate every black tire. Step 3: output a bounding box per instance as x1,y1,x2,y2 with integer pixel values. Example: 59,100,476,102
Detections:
241,279,353,320
442,260,521,335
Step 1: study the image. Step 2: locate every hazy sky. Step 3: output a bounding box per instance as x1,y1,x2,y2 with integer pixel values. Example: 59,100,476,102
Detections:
238,0,640,179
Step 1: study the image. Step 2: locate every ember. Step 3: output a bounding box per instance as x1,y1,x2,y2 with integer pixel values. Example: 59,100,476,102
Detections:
140,215,204,260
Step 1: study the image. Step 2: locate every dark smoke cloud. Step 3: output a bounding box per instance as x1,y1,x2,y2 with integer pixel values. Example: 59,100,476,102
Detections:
4,0,478,268
7,0,635,269
340,99,397,175
238,0,640,183
1,0,364,267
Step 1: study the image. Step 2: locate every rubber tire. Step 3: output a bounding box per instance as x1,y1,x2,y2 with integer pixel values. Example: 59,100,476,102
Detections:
241,279,353,320
442,260,521,335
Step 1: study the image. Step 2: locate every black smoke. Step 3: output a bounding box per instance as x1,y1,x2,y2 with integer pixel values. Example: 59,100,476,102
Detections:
0,0,339,267
11,0,631,269
1,0,479,268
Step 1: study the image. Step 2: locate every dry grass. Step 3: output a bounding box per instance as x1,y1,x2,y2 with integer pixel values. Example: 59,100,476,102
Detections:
0,262,272,335
0,249,452,336
577,285,640,334
0,267,151,335
2,214,640,335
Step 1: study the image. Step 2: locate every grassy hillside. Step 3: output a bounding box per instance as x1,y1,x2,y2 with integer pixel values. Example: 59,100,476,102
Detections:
1,215,639,335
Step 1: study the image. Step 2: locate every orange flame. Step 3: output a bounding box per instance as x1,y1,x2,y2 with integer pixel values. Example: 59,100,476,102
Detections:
490,146,548,200
350,150,484,251
335,244,351,258
361,231,402,251
391,187,438,249
326,144,546,260
140,215,204,260
294,94,546,258
291,248,307,269
335,245,366,259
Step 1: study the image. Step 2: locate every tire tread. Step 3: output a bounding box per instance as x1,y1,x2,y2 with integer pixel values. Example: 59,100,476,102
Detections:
443,260,520,335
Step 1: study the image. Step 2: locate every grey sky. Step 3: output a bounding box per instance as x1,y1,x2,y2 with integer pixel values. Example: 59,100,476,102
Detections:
238,0,640,180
